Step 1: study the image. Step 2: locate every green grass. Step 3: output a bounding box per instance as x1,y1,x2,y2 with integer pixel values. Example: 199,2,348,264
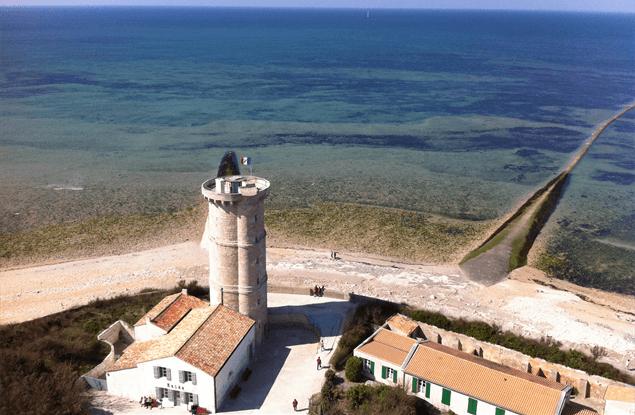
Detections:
459,214,521,265
0,282,208,415
267,202,493,264
0,202,208,267
328,300,635,386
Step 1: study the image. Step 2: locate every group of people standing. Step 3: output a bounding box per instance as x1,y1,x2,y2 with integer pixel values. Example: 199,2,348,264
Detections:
310,285,325,296
139,396,160,409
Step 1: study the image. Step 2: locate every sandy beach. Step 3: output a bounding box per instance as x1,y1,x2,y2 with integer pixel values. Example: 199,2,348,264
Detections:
1,240,633,373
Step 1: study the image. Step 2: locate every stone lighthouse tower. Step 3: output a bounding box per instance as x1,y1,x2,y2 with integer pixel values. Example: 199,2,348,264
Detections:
201,175,270,345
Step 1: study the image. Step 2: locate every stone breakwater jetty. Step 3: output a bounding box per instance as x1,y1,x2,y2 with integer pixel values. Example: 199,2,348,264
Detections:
460,102,635,285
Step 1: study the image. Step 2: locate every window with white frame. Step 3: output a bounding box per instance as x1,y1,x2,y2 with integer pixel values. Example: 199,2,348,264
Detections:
386,367,395,380
159,367,167,378
364,359,373,372
417,378,426,392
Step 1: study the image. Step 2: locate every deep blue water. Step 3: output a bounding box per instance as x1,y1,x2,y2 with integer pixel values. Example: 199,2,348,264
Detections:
1,8,633,128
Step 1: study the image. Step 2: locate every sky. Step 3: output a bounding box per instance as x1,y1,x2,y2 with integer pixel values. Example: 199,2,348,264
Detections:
2,0,635,13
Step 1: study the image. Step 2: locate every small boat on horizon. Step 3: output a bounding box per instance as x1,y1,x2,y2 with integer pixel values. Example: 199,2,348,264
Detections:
367,11,370,18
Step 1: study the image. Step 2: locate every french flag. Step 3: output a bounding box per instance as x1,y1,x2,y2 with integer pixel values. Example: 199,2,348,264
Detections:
240,157,251,166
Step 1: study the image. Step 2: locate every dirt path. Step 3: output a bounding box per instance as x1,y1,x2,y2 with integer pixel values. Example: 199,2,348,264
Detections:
2,241,633,373
459,103,635,285
460,182,553,285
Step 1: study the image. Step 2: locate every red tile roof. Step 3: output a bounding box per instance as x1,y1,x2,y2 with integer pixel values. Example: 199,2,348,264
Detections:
110,296,254,378
561,402,598,415
177,305,255,377
134,292,208,332
357,329,417,367
605,385,635,402
386,314,420,336
405,341,567,415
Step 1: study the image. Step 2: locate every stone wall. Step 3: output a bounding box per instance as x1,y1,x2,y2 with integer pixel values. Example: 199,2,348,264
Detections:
84,320,133,381
269,284,350,301
268,313,322,341
414,320,626,399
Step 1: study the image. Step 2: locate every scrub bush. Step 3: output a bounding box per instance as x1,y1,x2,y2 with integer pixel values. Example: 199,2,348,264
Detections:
345,356,363,382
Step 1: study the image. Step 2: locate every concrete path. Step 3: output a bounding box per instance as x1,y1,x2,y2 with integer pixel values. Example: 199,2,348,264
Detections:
219,293,355,414
89,293,355,415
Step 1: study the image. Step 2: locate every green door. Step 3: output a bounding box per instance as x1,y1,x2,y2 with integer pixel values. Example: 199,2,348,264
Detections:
468,398,478,414
425,382,431,398
392,369,398,383
496,409,505,415
412,377,417,393
381,366,387,379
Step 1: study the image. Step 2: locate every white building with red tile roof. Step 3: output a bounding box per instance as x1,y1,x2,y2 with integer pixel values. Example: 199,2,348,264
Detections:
354,315,576,415
603,385,635,415
107,292,255,413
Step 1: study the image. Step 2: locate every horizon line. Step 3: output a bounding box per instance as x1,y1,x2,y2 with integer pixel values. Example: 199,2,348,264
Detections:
2,5,634,13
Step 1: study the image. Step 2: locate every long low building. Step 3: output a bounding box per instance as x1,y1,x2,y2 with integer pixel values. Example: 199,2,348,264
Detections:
354,314,590,415
106,291,255,412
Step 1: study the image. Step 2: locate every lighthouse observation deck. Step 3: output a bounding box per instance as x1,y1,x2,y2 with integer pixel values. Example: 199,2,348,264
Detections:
202,175,270,204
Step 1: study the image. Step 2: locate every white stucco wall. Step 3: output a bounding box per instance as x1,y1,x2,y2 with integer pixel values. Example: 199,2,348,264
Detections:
107,357,217,412
134,323,166,342
605,400,635,415
216,325,255,411
139,357,216,411
353,350,401,386
107,367,143,401
404,374,520,415
355,353,378,381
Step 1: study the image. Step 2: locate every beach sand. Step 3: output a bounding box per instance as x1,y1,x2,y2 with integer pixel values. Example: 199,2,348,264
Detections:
2,240,633,374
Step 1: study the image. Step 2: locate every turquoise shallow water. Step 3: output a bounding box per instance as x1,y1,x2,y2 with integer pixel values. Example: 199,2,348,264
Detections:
0,7,633,291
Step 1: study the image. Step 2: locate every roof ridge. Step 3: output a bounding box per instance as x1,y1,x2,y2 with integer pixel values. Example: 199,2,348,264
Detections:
375,328,416,352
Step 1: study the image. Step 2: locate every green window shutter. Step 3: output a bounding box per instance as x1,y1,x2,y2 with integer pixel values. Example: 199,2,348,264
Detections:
496,409,505,415
468,398,478,414
442,388,451,405
393,369,398,383
425,382,431,398
381,366,387,379
412,377,418,393
370,361,374,374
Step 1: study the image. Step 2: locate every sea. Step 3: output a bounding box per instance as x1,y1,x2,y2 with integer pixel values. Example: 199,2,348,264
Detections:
0,7,633,292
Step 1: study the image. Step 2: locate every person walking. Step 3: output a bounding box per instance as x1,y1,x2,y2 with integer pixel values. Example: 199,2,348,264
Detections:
317,356,322,370
320,339,324,351
292,398,298,411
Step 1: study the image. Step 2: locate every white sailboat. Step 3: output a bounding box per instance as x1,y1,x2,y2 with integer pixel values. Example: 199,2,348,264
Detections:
367,11,370,18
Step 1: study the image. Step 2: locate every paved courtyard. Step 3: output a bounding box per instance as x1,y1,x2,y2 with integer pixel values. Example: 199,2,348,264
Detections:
89,293,355,415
